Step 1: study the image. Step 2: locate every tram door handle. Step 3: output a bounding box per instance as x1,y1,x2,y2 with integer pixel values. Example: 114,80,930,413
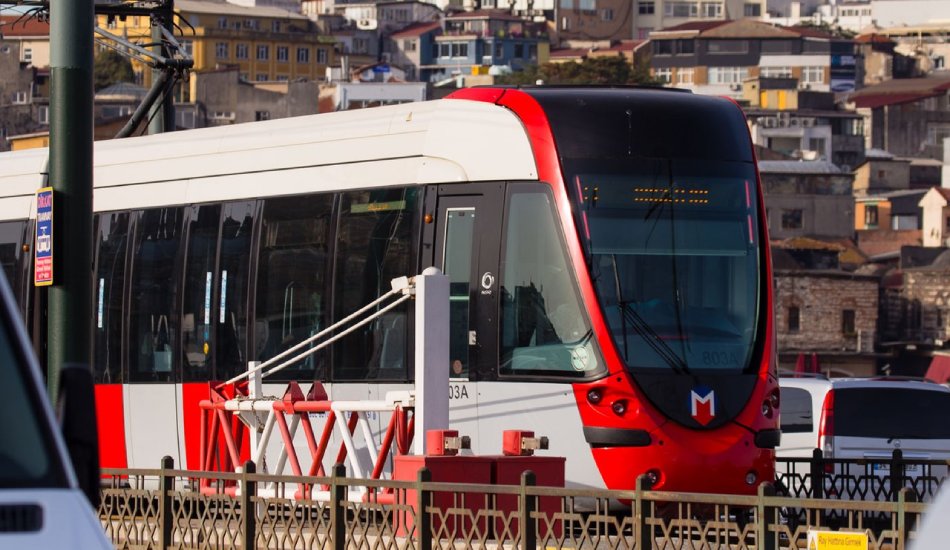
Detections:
469,330,477,346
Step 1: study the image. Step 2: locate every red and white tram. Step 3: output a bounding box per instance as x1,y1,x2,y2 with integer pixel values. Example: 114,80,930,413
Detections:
0,86,778,494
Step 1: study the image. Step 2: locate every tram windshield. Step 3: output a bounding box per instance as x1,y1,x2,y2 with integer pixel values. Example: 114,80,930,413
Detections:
566,157,761,374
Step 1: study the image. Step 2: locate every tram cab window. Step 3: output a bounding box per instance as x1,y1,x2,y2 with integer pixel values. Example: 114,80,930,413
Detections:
333,188,418,381
255,195,332,381
128,208,183,382
93,212,130,384
499,188,599,377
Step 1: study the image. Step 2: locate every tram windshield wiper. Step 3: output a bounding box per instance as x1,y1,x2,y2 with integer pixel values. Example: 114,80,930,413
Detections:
618,301,690,374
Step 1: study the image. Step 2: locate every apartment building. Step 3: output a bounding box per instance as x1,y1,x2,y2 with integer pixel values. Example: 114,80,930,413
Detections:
649,18,857,98
98,0,336,91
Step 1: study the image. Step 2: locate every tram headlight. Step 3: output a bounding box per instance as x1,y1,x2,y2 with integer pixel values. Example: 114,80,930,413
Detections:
611,399,627,416
745,471,757,485
587,389,603,404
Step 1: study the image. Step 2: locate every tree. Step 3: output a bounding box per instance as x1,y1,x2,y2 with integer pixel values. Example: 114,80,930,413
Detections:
94,49,135,91
496,55,660,86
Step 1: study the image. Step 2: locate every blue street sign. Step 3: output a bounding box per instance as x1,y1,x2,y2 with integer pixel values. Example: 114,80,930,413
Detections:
35,187,53,286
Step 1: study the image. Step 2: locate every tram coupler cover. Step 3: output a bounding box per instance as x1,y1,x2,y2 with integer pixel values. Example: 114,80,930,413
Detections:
426,429,470,456
503,430,549,456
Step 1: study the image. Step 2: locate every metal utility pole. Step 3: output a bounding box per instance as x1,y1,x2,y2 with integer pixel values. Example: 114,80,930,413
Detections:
148,3,176,134
48,0,95,397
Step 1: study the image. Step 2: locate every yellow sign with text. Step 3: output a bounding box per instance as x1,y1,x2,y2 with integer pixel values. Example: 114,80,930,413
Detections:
807,530,869,550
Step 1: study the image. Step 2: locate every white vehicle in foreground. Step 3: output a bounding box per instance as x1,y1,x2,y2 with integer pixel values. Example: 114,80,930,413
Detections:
0,271,110,549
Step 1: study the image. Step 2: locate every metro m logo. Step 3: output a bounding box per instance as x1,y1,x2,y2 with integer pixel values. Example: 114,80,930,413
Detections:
690,386,716,426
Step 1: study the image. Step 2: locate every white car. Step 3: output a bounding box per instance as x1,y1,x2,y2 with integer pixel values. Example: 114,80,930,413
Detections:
778,375,950,500
0,269,111,548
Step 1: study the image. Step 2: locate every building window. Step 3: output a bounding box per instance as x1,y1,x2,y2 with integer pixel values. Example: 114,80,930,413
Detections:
236,43,249,60
638,1,655,13
215,42,229,59
210,111,235,120
38,105,48,125
707,66,749,84
664,1,698,17
218,17,228,29
701,2,721,17
865,204,878,227
317,48,328,64
22,47,32,63
560,0,572,9
743,2,761,16
180,40,194,57
802,66,824,84
277,46,289,62
707,40,748,54
579,0,595,12
602,8,614,20
788,306,800,332
927,124,950,146
494,42,504,59
257,45,270,60
12,91,29,104
677,68,694,84
297,47,310,63
654,68,671,83
808,137,826,157
256,73,268,81
256,111,271,121
781,209,803,230
514,43,524,59
841,309,855,336
272,20,281,33
654,40,673,55
403,39,417,52
529,44,537,61
761,66,792,78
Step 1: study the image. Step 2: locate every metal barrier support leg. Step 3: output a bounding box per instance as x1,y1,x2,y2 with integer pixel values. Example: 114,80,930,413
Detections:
331,463,347,550
159,455,174,550
520,470,537,550
242,460,256,548
758,482,776,550
636,474,653,550
417,467,432,550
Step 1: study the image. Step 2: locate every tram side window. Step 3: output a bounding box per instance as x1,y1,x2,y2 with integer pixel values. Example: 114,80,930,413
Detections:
0,220,28,316
255,195,332,381
128,208,183,382
500,189,598,377
332,188,418,381
93,212,129,384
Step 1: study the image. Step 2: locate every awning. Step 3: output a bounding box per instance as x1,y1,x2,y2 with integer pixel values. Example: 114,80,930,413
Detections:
924,355,950,384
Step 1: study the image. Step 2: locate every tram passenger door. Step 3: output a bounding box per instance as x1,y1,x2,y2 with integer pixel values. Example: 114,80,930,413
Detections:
430,183,502,452
179,201,257,471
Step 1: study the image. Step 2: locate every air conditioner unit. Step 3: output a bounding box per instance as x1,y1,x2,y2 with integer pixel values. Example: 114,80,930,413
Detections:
799,82,811,90
729,83,742,91
761,117,776,128
801,118,815,127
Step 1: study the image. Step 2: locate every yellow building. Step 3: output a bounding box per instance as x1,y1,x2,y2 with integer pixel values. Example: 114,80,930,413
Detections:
98,0,336,97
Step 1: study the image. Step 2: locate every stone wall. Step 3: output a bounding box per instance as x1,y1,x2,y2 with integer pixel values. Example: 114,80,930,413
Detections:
775,271,880,353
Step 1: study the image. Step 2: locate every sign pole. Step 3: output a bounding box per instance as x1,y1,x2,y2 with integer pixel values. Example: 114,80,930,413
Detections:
48,0,95,398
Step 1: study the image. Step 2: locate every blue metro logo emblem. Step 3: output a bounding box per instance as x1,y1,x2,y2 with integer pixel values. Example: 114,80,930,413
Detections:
690,386,716,426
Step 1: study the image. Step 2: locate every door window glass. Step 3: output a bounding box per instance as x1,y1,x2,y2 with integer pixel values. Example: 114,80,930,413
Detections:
93,212,129,384
0,221,25,293
333,188,418,381
129,208,183,382
182,205,221,381
500,189,598,377
779,387,812,433
443,208,474,379
255,195,332,381
216,202,255,382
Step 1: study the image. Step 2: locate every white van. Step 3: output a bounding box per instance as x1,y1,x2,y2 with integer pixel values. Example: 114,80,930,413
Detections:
0,273,111,548
778,375,950,499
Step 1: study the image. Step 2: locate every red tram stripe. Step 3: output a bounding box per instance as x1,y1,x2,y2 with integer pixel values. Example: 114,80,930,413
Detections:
95,384,128,471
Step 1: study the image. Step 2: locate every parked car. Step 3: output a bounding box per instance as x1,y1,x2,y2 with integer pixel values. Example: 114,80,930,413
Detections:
777,375,950,501
0,270,110,548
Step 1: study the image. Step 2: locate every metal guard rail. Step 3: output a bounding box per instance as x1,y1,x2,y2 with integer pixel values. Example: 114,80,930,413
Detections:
100,461,934,550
